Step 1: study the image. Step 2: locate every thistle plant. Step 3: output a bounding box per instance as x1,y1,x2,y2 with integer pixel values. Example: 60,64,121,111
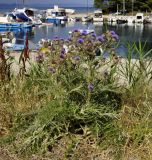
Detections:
35,29,120,106
1,29,151,160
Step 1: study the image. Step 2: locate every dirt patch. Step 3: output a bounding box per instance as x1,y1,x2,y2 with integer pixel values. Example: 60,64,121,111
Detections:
0,149,18,160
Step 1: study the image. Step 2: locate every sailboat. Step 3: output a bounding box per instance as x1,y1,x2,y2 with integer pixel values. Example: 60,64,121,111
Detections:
81,0,93,22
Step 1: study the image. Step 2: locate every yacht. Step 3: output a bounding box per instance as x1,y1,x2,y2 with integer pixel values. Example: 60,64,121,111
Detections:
93,10,103,22
3,37,39,51
135,13,144,23
0,8,41,29
107,15,118,23
116,16,127,24
12,8,42,25
45,5,68,24
144,13,152,23
127,16,135,24
82,16,93,22
65,8,75,15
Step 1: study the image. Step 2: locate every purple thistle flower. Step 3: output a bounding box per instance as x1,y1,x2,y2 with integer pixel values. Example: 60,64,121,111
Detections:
60,53,65,59
60,38,64,41
36,53,44,63
88,83,94,92
36,56,40,62
111,34,119,41
67,37,72,41
77,38,84,44
81,30,87,36
61,48,66,55
54,36,59,40
48,67,56,74
74,29,79,32
73,56,80,61
91,33,97,37
110,31,116,35
39,53,44,58
97,36,105,42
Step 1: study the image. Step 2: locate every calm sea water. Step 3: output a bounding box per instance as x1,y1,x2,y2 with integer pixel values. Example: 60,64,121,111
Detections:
0,5,152,56
8,22,151,57
1,22,152,57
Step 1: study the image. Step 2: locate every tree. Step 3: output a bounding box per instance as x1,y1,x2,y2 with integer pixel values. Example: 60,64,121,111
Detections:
94,0,152,13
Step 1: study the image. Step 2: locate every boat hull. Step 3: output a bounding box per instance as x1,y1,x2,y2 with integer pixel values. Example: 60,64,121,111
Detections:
116,19,127,24
46,17,68,24
46,18,62,24
0,23,33,29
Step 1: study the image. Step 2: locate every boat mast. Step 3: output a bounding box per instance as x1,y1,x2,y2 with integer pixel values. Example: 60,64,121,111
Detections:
123,0,125,15
23,0,25,7
87,0,89,16
132,0,134,16
15,0,18,8
117,4,119,14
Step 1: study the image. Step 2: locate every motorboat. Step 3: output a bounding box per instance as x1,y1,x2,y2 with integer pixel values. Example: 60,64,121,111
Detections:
0,8,42,26
65,8,75,15
1,31,13,43
127,16,135,24
12,8,42,25
82,16,93,22
107,15,118,23
3,37,40,51
144,13,152,23
116,16,127,24
135,13,144,23
0,9,35,30
45,5,68,24
93,10,103,22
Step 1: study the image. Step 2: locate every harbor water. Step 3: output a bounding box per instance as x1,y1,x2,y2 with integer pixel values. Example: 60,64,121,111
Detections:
1,22,152,56
8,22,152,57
0,6,152,56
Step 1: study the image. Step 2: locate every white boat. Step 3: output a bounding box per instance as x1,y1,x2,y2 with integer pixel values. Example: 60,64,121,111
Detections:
144,13,152,23
12,8,42,25
93,10,103,22
116,16,127,24
46,5,75,15
127,16,135,24
82,16,93,22
135,13,144,23
108,15,118,23
3,37,40,51
0,8,42,27
65,8,75,15
45,5,68,24
0,15,10,23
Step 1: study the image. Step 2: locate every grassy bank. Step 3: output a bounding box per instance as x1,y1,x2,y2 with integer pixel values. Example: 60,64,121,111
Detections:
0,31,152,160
